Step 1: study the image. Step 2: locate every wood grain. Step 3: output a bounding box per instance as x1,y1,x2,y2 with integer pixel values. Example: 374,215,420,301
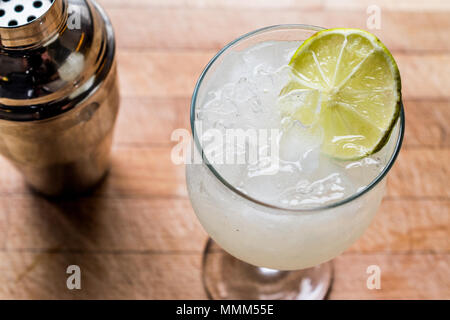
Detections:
0,251,447,299
115,97,187,146
0,203,7,250
98,0,450,11
402,100,450,148
97,0,323,9
387,149,449,198
115,97,449,149
0,252,205,299
116,51,450,99
0,0,448,300
5,196,206,252
331,253,449,299
106,8,450,53
0,147,447,199
2,196,446,255
324,0,450,11
349,200,449,253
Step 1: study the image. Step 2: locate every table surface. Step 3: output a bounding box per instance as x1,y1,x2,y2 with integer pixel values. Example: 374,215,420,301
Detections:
0,0,448,299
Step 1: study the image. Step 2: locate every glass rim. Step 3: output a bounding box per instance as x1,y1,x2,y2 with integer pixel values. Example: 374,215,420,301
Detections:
190,24,405,213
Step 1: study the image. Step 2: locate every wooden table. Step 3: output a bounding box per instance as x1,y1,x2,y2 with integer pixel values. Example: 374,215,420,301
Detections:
0,0,448,299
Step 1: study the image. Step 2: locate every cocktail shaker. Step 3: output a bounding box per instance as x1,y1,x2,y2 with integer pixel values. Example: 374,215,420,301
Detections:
0,0,120,196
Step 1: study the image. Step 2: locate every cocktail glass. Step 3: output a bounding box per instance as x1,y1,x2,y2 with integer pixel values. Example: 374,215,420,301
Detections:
186,25,404,300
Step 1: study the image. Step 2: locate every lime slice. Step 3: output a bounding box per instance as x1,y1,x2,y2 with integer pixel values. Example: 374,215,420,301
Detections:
281,28,401,160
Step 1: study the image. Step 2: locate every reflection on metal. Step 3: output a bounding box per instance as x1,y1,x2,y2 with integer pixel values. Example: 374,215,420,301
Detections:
0,0,120,196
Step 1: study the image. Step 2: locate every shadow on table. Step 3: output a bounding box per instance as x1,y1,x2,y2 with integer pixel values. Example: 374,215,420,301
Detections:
12,172,132,299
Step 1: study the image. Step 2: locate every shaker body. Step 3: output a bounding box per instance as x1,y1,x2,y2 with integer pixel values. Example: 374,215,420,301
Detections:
0,64,119,195
0,0,120,196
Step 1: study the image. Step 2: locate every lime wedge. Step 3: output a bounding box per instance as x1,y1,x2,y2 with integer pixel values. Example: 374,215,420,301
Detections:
281,28,401,160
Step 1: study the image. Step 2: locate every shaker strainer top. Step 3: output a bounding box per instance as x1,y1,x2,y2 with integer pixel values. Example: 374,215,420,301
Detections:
0,0,55,28
0,0,117,121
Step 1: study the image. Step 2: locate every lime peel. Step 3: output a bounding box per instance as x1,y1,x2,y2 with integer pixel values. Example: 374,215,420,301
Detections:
282,28,402,160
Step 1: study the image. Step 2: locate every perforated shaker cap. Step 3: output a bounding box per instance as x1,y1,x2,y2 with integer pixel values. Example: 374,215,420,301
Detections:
0,0,55,28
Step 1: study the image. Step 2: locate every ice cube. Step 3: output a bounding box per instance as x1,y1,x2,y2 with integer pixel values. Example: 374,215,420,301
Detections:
243,167,300,202
234,77,254,102
252,63,275,96
279,121,322,163
271,65,296,94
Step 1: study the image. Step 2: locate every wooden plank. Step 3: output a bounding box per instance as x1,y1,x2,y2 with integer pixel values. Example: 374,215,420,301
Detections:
98,0,450,11
115,97,187,146
0,251,447,299
99,147,444,199
97,0,323,9
0,146,187,198
396,55,450,99
117,51,450,100
0,147,447,199
4,195,446,254
102,146,187,198
0,252,206,299
105,8,450,52
0,202,7,250
331,253,450,299
402,100,450,148
117,51,212,99
408,200,450,252
0,157,25,196
349,200,449,253
5,196,206,252
387,149,450,198
324,0,450,12
0,99,443,164
114,97,450,148
348,200,411,253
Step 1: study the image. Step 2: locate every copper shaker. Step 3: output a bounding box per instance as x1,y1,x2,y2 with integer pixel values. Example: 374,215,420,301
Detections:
0,0,120,196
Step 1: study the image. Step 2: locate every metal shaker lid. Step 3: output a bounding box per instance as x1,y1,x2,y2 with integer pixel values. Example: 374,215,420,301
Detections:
0,0,116,121
0,0,55,29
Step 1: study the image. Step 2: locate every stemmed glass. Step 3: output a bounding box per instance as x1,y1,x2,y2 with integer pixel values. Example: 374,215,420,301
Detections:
186,25,404,300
